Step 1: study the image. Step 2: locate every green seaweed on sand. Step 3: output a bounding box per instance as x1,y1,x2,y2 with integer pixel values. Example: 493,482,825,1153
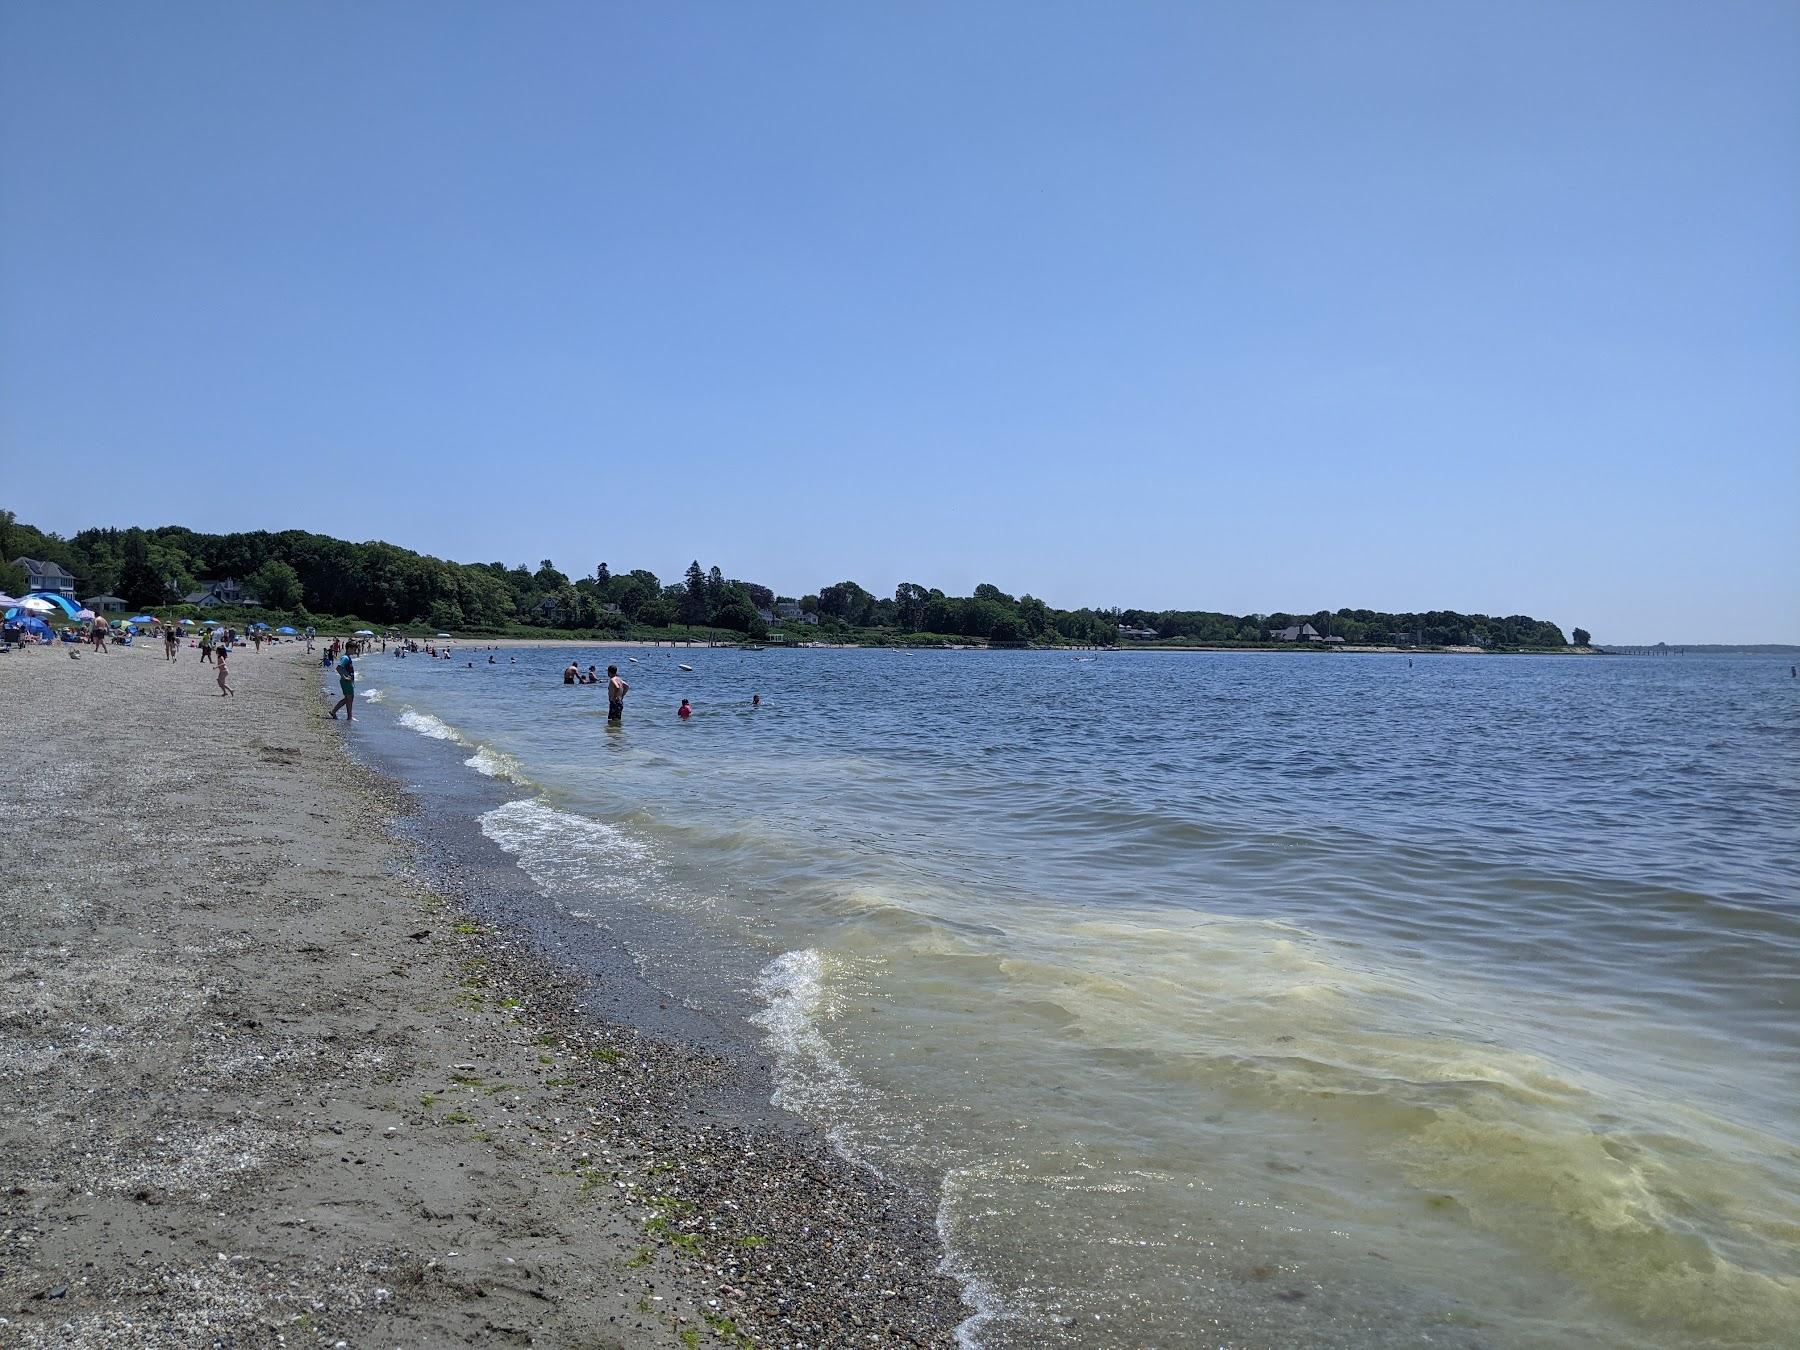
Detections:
703,1311,753,1348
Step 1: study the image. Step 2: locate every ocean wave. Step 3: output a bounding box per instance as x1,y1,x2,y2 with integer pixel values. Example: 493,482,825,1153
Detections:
465,745,529,784
936,1167,1026,1350
478,798,653,901
397,708,463,742
361,688,384,703
748,949,858,1122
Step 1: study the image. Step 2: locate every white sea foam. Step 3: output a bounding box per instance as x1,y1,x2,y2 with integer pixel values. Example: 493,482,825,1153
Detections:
935,1168,1018,1350
398,709,461,742
478,798,653,901
361,688,384,703
465,745,527,783
749,949,859,1122
749,952,1012,1344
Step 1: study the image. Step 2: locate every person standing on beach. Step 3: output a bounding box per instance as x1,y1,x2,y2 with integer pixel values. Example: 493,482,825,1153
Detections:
329,649,356,720
607,665,629,723
215,642,233,696
164,626,179,661
199,630,214,663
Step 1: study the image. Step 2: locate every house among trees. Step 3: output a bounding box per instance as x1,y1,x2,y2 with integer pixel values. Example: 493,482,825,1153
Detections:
83,594,127,613
11,557,77,598
1270,622,1323,641
181,577,262,608
1116,624,1160,640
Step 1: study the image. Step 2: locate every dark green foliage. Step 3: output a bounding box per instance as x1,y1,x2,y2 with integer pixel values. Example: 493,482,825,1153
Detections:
0,510,1569,648
1572,627,1591,646
248,558,303,609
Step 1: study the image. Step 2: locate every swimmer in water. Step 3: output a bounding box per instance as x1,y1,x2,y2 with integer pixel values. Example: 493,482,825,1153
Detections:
678,699,692,720
752,692,761,707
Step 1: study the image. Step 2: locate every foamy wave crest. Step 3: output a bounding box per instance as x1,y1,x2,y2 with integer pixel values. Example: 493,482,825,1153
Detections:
748,950,867,1138
361,688,385,703
465,746,528,783
936,1168,1023,1350
398,709,462,742
479,799,652,901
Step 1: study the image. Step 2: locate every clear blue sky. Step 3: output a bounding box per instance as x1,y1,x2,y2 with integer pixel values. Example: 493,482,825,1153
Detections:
2,2,1795,643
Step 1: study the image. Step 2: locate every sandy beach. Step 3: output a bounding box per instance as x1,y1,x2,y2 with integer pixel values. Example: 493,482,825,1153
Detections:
0,639,960,1347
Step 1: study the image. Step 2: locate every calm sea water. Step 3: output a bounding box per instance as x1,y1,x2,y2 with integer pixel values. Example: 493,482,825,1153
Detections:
360,647,1799,1348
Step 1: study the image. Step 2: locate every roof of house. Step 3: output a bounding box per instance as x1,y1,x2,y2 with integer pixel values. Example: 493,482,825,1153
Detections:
13,557,76,580
84,594,127,604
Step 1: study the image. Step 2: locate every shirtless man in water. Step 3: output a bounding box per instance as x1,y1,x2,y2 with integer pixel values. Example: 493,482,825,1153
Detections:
607,665,629,723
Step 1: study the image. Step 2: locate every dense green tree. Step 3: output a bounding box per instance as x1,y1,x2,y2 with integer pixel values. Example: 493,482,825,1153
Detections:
249,559,303,609
118,530,164,607
680,561,710,625
1572,627,1591,646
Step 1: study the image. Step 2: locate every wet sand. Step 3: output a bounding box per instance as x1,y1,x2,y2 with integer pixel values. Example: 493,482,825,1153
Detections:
0,640,960,1347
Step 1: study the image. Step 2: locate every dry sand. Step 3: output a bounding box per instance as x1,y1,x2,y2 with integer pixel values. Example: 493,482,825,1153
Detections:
0,638,960,1347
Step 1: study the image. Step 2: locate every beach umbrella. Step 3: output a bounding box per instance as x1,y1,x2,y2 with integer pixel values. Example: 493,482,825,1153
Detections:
129,614,154,623
202,618,223,626
354,629,375,636
179,618,195,626
15,597,54,613
76,608,96,621
0,594,19,608
276,625,297,635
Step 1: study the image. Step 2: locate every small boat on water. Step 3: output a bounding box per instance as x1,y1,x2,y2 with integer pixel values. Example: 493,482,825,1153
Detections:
678,663,694,671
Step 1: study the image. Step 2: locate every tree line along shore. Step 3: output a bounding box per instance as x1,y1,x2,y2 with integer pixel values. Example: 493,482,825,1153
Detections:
5,511,1583,652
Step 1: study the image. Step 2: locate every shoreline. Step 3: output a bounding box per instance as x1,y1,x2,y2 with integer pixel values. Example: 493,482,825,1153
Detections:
0,644,962,1346
351,635,1602,654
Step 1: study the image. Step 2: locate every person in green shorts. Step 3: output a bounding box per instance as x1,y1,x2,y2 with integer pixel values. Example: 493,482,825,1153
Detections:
328,649,356,721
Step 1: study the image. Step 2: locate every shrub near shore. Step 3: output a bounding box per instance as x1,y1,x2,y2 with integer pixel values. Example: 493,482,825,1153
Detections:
4,511,1577,651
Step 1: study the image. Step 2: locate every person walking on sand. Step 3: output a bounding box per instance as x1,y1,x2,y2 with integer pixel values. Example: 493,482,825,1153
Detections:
607,665,629,723
215,642,234,696
164,626,179,662
199,629,214,663
329,648,356,720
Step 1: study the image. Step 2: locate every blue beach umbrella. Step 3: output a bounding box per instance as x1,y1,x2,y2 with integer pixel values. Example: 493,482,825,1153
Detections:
202,619,222,626
179,618,195,626
129,614,155,624
276,626,298,635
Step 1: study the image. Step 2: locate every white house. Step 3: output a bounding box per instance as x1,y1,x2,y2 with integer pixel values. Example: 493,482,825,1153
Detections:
84,594,127,613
